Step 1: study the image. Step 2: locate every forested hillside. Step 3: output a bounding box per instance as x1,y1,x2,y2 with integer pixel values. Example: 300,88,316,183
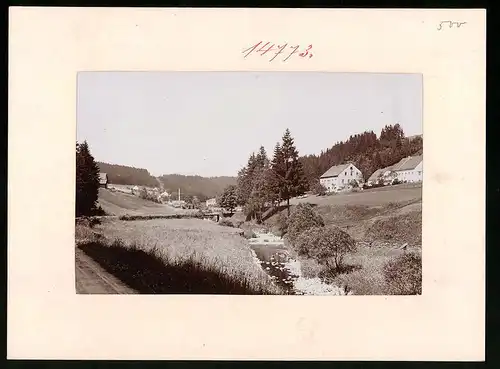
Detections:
300,124,423,184
97,162,158,187
158,174,237,202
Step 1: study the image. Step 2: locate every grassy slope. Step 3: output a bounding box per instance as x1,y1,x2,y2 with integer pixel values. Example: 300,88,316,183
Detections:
267,184,423,244
97,188,184,216
78,190,281,294
262,184,423,295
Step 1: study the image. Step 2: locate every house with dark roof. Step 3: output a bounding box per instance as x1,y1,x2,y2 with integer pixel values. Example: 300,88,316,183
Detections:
319,163,363,192
99,173,108,188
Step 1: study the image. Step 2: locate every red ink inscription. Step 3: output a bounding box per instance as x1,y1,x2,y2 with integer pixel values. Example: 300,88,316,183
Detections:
243,41,314,62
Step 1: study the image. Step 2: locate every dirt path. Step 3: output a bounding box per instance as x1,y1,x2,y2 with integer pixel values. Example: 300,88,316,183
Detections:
75,248,137,294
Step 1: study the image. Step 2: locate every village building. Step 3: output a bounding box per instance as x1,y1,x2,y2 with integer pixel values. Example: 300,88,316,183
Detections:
367,155,423,186
99,173,108,188
319,163,363,193
206,198,217,207
392,155,423,183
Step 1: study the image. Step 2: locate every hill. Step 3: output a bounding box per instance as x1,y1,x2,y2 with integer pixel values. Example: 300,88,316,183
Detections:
97,162,158,187
158,174,236,202
97,188,184,216
299,124,423,185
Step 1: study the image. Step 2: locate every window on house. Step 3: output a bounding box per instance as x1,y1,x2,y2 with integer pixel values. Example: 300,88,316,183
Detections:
341,179,344,184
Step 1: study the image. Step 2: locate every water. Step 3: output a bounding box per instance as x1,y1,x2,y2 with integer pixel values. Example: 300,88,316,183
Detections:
249,243,298,293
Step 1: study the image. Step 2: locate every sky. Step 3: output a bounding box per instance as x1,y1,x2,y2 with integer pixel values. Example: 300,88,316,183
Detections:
77,72,422,177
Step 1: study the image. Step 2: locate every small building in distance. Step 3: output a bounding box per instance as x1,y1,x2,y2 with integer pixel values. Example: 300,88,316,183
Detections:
206,198,217,208
99,173,108,188
320,163,363,192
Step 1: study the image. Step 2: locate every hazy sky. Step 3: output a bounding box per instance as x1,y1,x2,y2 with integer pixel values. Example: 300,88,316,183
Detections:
77,72,422,177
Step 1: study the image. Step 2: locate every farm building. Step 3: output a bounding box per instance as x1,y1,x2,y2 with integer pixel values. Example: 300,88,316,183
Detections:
206,198,217,207
99,173,108,188
320,163,363,192
367,155,423,186
392,155,423,183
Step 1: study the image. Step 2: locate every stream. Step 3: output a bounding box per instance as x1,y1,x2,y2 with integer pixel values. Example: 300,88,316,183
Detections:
248,232,349,296
248,233,299,294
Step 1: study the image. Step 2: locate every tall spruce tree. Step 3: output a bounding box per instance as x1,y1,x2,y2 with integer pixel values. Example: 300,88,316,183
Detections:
272,129,308,216
268,142,284,208
76,141,100,217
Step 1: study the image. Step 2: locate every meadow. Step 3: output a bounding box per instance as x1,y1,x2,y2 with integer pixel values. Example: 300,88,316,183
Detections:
261,184,423,295
77,217,283,294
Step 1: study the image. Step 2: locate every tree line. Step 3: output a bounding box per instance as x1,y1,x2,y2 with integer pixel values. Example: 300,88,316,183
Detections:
300,124,423,186
76,141,101,217
218,129,308,220
97,162,158,187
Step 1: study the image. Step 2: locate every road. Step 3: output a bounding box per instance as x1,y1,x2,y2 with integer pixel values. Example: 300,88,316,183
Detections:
75,248,137,294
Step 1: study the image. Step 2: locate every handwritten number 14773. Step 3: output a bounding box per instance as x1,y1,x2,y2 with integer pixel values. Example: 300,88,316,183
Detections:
243,42,313,62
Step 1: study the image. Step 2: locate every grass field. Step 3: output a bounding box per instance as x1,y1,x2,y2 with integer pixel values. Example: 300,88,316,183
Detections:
78,216,282,294
259,184,423,295
97,188,189,216
289,183,422,207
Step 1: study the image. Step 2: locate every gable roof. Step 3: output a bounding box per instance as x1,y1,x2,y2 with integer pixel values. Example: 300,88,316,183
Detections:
320,163,352,178
367,168,384,182
99,173,108,184
392,155,423,171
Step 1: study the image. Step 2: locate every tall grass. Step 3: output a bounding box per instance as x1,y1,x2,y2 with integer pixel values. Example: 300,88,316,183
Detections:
78,239,282,294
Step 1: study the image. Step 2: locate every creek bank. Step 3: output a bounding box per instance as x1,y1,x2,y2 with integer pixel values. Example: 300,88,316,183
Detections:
247,232,348,295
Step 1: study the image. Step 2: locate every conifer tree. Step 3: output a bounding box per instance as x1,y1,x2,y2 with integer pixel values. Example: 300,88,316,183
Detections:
272,129,308,216
76,140,100,217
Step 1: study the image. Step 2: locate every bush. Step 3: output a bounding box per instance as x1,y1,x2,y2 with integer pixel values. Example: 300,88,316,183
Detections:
334,269,387,295
294,225,357,272
139,187,161,203
243,229,257,239
311,180,328,196
219,219,234,227
276,211,289,236
383,252,422,295
286,203,325,245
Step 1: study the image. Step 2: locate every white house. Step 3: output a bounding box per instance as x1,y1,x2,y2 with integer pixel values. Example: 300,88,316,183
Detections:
206,198,217,207
392,155,423,183
99,173,108,188
320,163,364,192
367,155,423,185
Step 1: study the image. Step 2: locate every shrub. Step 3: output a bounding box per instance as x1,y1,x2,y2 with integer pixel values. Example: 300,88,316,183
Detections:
243,229,257,239
286,203,324,245
91,205,107,216
348,179,359,188
383,252,422,295
138,187,161,203
334,269,387,295
276,211,289,237
294,225,356,272
219,219,234,227
311,180,328,196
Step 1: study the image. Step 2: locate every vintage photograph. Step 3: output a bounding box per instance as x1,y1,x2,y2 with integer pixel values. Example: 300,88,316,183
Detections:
75,72,423,295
